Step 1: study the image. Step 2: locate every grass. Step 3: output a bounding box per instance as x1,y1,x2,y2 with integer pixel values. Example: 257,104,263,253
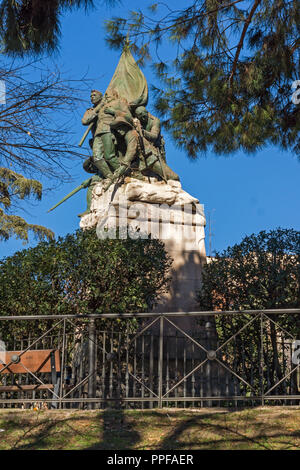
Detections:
0,406,300,450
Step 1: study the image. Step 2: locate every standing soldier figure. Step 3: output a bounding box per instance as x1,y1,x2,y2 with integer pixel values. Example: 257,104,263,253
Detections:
81,89,120,179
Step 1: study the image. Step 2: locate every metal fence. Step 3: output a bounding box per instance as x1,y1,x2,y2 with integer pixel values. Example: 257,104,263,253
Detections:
0,309,300,409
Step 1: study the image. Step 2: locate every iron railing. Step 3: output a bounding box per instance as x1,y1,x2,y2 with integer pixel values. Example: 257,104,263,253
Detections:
0,309,299,408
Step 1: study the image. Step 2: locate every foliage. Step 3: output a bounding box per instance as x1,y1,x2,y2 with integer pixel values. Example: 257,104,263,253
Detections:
0,59,87,242
106,1,300,156
198,228,300,394
198,227,300,311
0,228,171,339
0,0,119,56
0,167,53,242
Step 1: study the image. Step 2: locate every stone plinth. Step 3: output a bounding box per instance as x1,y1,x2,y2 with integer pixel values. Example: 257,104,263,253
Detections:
80,177,206,331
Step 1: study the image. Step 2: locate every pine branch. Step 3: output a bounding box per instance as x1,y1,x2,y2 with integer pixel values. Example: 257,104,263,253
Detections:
0,167,42,205
0,208,54,242
229,0,261,87
0,167,53,243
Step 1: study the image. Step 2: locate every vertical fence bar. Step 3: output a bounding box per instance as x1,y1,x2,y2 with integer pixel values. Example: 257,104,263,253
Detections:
149,334,153,409
59,318,66,409
117,332,121,408
70,328,76,408
158,316,164,408
88,319,96,410
175,332,178,404
102,331,106,408
260,312,264,406
20,338,25,405
281,334,286,405
78,330,84,410
125,332,129,409
192,342,195,408
95,329,99,409
109,330,113,402
206,322,212,407
183,340,186,408
266,331,270,391
133,338,137,400
61,334,68,409
142,334,145,409
166,338,169,408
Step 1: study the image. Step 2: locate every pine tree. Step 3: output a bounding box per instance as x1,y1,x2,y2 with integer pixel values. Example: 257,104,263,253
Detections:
106,0,300,156
0,167,53,242
0,0,118,55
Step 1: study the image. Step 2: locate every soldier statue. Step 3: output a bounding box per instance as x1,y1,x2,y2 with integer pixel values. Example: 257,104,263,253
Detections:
48,47,180,215
81,89,120,179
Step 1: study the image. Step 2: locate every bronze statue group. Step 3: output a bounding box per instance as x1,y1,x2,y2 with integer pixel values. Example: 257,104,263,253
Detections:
48,48,179,216
81,88,179,188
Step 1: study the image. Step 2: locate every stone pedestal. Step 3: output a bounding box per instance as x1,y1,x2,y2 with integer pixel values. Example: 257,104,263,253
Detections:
80,177,206,333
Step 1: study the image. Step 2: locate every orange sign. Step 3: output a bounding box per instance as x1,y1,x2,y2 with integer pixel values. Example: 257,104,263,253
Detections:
0,349,60,374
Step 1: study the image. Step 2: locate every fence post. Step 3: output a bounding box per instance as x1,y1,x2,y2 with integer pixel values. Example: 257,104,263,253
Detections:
158,315,164,408
260,312,264,406
59,318,66,409
88,318,96,409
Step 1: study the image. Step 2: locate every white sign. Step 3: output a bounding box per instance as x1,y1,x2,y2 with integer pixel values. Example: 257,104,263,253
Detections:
291,80,300,105
292,340,300,365
0,80,6,105
0,339,6,365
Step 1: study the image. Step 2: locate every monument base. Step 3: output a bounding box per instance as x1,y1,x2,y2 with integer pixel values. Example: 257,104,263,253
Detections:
80,177,207,330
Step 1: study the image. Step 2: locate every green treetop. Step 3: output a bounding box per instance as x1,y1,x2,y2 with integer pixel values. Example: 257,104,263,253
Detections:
197,227,300,394
0,0,118,55
106,1,300,157
0,228,171,338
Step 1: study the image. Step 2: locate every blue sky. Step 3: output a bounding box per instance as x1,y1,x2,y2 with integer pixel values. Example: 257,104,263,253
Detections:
1,1,299,260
